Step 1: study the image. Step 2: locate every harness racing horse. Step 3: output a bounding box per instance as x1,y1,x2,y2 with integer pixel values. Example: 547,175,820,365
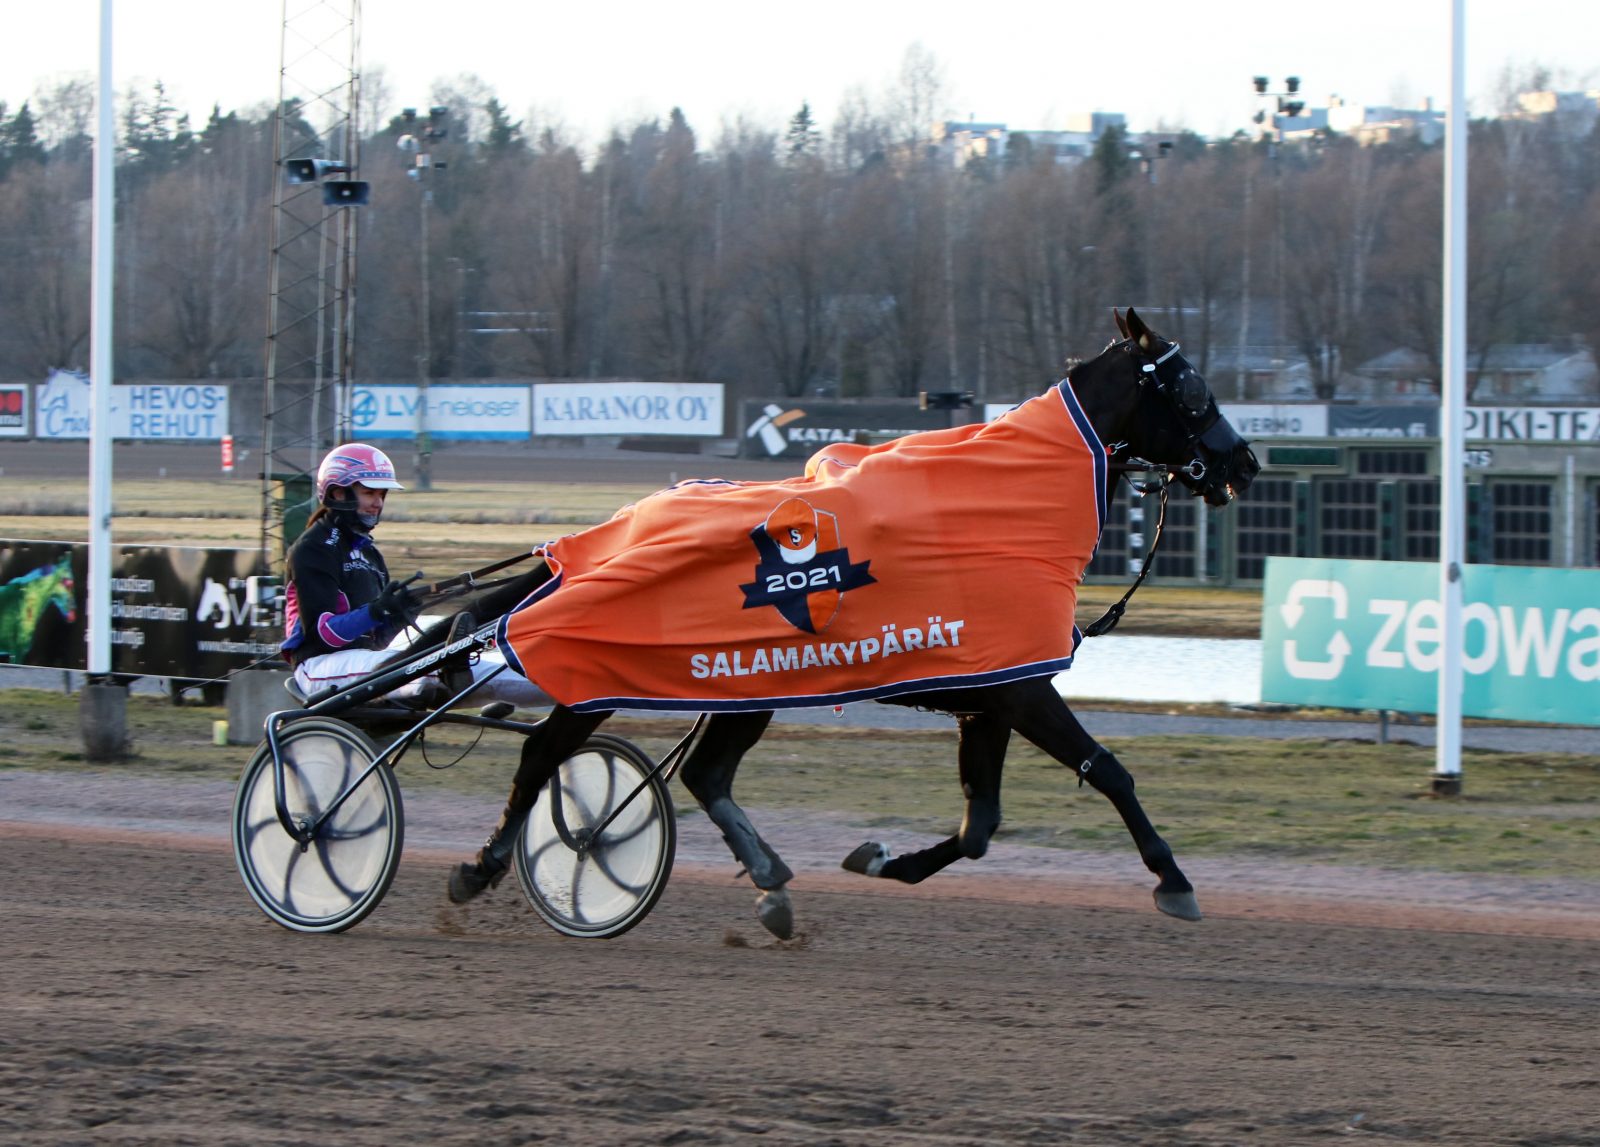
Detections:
447,308,1259,938
0,552,78,663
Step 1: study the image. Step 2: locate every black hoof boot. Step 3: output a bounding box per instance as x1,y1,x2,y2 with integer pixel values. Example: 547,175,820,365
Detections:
446,853,508,904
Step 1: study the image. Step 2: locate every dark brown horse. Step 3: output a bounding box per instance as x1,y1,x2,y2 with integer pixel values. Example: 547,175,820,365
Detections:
448,309,1259,938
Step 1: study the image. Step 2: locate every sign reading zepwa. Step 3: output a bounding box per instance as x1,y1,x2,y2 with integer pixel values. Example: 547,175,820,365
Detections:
534,382,723,436
1261,556,1600,726
346,384,531,440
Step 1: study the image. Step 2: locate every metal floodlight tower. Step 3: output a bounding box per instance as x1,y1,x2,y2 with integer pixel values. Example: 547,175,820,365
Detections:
259,0,366,564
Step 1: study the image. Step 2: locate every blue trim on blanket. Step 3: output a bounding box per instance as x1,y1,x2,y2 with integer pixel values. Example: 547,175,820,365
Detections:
495,567,564,679
562,656,1077,714
1054,377,1109,539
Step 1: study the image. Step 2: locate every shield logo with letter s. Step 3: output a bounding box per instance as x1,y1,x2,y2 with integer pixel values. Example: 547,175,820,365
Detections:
741,496,874,634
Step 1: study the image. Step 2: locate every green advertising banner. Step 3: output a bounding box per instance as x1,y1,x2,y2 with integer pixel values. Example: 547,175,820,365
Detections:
1261,556,1600,726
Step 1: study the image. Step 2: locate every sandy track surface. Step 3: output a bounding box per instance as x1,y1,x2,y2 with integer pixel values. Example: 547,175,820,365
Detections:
5,770,1600,1145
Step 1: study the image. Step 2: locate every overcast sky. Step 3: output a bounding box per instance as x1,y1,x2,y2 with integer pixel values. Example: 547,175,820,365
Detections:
4,1,1597,148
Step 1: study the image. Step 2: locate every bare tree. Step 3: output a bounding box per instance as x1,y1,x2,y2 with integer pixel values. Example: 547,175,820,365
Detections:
1279,140,1398,398
0,159,91,374
734,124,843,396
610,109,728,380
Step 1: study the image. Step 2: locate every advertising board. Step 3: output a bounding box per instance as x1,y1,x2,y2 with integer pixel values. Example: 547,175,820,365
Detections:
1216,404,1329,439
0,384,28,437
1261,555,1600,726
739,400,954,459
346,383,532,440
33,370,230,440
0,539,281,679
533,381,723,436
1328,406,1439,439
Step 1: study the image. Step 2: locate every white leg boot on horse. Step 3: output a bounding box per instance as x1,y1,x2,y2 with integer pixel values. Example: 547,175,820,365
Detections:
681,712,798,940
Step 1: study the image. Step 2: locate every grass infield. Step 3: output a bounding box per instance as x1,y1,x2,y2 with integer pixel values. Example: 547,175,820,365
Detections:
4,689,1596,880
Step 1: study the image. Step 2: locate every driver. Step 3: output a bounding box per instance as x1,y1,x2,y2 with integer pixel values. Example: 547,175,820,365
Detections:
281,442,550,708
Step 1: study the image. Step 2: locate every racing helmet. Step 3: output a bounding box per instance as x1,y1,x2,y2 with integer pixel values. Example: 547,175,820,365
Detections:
315,443,404,504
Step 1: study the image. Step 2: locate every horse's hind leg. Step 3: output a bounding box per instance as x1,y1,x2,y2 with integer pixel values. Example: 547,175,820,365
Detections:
447,705,610,903
956,711,1008,858
843,710,1010,884
1002,681,1201,921
679,711,797,939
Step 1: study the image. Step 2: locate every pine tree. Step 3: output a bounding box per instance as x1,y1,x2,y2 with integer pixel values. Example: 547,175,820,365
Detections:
2,101,47,171
483,97,525,155
785,102,821,160
1092,123,1131,194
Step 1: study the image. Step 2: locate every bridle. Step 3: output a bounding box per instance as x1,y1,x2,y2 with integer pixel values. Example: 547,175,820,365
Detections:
1083,338,1235,638
1105,337,1228,487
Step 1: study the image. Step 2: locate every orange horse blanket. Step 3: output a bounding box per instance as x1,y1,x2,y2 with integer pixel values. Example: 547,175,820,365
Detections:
498,380,1109,712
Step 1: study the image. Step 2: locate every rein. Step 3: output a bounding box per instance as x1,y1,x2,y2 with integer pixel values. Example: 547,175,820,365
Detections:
1083,465,1172,638
422,551,541,598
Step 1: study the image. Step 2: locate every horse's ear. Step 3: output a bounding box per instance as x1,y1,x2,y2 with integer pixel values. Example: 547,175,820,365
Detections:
1124,307,1154,350
1113,308,1131,340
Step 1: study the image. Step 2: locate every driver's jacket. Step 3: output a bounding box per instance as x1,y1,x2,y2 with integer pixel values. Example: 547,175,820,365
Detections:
281,516,397,665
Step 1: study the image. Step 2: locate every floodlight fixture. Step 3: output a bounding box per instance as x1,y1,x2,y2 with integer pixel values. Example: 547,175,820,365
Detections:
1286,75,1301,94
397,133,420,153
285,157,351,184
322,180,371,207
1253,76,1269,94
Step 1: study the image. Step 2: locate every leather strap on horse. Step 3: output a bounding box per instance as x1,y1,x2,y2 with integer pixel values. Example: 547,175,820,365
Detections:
1082,473,1171,638
422,550,541,598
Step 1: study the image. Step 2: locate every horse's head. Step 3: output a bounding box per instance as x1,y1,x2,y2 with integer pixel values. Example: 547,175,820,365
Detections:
1069,308,1259,507
51,554,77,623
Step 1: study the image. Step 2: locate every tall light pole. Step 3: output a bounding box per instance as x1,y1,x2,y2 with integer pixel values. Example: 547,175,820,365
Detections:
1435,1,1468,795
1238,75,1307,398
398,105,449,491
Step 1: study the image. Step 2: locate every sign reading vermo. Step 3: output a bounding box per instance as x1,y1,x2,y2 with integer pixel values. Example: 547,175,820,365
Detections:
1261,556,1600,726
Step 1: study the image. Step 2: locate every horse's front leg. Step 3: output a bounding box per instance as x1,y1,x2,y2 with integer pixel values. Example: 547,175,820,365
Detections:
447,705,611,903
1004,681,1201,921
843,710,1010,884
679,710,797,939
1074,744,1201,920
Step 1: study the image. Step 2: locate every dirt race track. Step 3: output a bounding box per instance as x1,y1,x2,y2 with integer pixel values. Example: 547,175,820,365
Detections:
4,785,1600,1146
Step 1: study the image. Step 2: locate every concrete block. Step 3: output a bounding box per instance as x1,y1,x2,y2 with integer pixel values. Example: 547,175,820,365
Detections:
227,668,296,745
80,681,130,761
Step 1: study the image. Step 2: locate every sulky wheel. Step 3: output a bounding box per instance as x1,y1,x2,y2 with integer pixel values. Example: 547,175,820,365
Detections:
514,733,675,939
232,717,404,933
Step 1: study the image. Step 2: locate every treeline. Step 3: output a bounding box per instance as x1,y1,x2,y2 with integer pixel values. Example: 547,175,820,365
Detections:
2,74,1598,401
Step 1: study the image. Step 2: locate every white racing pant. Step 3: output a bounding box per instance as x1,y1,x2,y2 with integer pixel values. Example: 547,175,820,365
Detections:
292,642,552,709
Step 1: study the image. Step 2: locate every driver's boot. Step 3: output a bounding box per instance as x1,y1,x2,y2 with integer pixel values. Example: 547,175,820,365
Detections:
437,611,477,700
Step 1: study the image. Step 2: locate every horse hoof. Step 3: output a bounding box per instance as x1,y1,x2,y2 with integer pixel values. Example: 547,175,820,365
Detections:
756,888,795,940
841,841,889,877
1154,889,1202,921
